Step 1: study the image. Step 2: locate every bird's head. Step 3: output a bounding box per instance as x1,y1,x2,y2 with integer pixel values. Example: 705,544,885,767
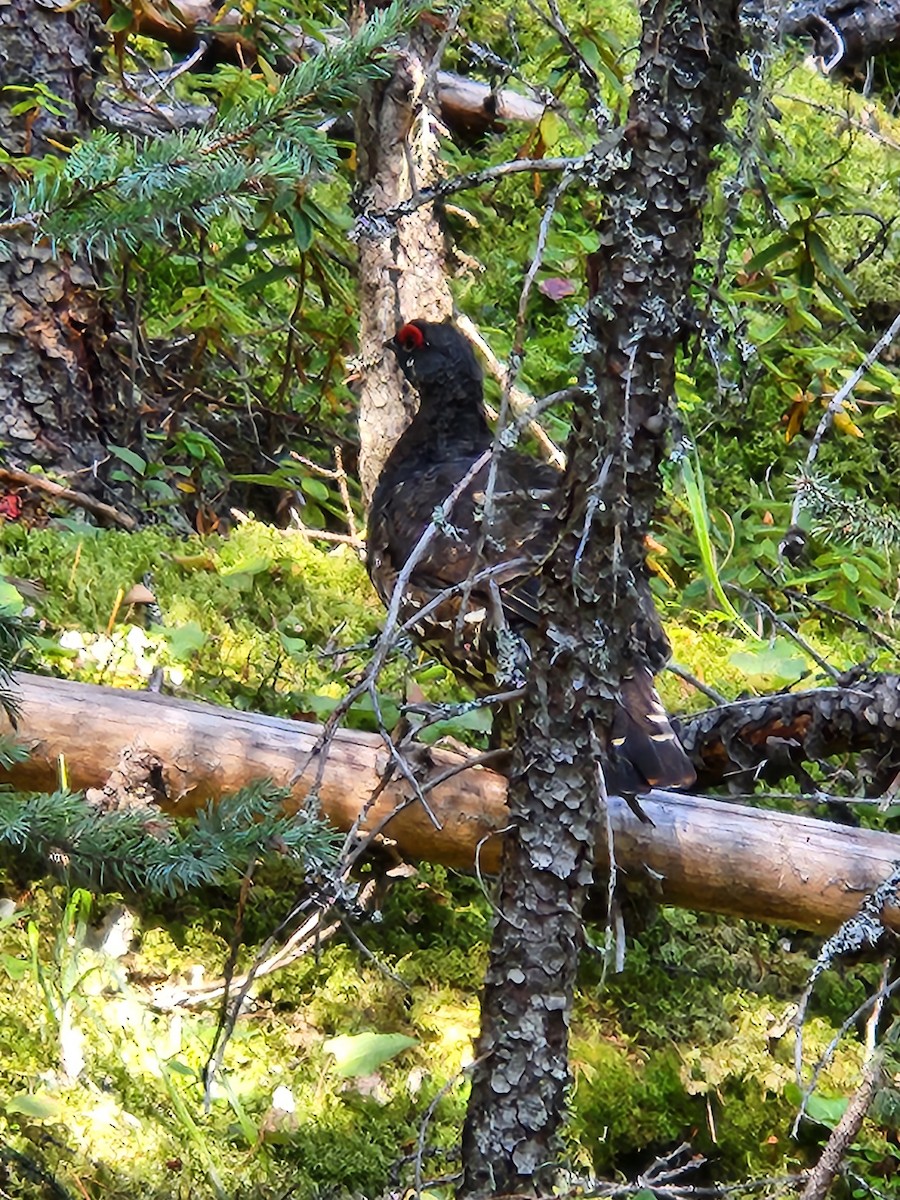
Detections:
387,320,483,395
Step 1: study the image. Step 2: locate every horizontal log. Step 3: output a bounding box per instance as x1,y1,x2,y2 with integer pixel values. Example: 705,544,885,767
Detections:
110,0,546,136
3,672,900,934
679,673,900,790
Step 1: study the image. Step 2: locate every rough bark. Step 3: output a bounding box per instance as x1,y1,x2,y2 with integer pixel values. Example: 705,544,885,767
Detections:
459,1,745,1195
353,7,454,503
0,1,119,474
6,672,900,935
681,673,900,792
778,0,900,67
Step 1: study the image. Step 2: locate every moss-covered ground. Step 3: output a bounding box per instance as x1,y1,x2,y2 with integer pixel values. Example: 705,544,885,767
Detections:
1,524,898,1199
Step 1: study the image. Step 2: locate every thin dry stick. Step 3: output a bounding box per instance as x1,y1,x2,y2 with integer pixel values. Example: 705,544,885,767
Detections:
286,448,362,544
757,567,900,656
374,150,597,223
288,521,362,546
792,867,900,1123
726,584,841,682
413,1056,488,1200
666,662,729,705
460,168,575,634
790,308,900,527
799,1052,883,1200
155,878,389,1011
454,314,566,468
0,467,137,530
333,445,358,541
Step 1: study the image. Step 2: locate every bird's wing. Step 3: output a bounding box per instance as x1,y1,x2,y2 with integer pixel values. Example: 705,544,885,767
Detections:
370,453,559,599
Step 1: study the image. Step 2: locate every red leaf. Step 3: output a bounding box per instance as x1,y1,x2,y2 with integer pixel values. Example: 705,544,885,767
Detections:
538,277,577,301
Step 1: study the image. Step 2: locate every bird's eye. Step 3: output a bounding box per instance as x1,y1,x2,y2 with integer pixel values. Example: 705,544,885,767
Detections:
396,323,425,352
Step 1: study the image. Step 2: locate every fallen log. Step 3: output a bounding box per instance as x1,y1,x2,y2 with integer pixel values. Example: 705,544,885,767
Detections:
778,0,900,68
98,0,546,139
3,673,900,933
679,673,900,791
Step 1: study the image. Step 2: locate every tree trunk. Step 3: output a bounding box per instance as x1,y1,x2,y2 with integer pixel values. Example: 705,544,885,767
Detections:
459,1,745,1194
0,2,120,475
5,672,900,935
353,6,454,503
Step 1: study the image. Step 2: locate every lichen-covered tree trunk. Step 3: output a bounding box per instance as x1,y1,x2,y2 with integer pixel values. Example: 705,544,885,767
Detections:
353,5,453,504
459,1,744,1194
0,0,118,474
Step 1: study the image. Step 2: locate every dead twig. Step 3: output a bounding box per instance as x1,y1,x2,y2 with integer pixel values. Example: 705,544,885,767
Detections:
0,467,137,530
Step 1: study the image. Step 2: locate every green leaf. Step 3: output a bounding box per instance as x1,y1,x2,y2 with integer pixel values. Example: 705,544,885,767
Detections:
219,556,272,578
744,235,798,273
807,229,856,299
805,1092,849,1127
747,314,787,346
105,6,134,31
729,641,807,688
237,265,298,294
166,1059,196,1077
164,621,207,659
6,1093,62,1119
0,955,29,981
289,206,314,251
108,444,147,476
840,561,859,582
679,457,755,639
230,467,304,487
797,257,815,290
0,582,25,615
300,477,330,503
323,1032,417,1078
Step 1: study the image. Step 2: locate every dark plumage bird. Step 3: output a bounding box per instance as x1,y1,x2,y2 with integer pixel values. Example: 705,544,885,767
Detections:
366,319,695,796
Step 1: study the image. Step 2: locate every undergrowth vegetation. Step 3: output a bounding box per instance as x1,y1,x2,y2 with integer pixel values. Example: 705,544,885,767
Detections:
3,0,900,1193
1,868,894,1198
1,521,899,1197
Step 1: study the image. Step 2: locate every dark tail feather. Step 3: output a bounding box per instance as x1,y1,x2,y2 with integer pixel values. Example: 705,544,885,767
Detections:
607,669,696,797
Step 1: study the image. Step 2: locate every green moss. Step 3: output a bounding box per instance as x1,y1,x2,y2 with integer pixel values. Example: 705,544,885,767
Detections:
0,521,391,716
567,1041,697,1173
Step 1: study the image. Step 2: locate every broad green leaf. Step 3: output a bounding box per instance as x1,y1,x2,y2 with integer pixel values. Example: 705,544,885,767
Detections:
164,621,207,659
0,955,29,981
168,1059,196,1077
6,1093,62,1119
747,314,787,346
805,1092,849,1127
290,206,314,252
745,234,798,273
300,477,330,503
109,444,147,475
807,229,856,298
323,1032,417,1078
219,556,272,578
237,265,298,294
730,642,807,688
0,582,24,614
679,457,755,638
105,6,134,30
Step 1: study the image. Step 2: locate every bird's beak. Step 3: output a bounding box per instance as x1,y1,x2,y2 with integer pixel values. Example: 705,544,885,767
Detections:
384,336,399,355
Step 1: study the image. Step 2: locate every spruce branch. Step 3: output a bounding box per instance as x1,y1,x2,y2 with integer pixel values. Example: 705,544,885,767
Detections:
794,471,900,551
0,604,38,726
0,782,339,895
0,0,422,256
790,307,900,528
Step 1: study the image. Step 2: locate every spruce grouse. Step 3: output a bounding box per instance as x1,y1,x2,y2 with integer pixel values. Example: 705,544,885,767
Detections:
366,319,695,795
